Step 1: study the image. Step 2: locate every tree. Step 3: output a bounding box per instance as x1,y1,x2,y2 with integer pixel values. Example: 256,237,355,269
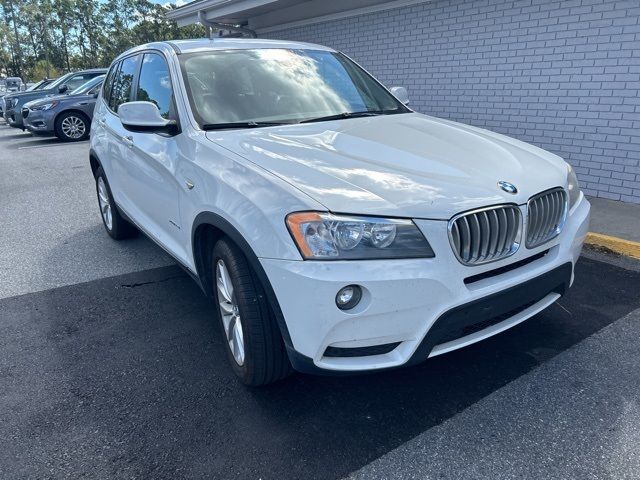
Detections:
30,58,58,80
1,0,23,76
0,0,205,80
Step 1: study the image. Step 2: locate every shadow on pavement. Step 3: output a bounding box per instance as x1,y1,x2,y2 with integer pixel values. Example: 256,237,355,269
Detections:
1,257,639,479
0,130,34,141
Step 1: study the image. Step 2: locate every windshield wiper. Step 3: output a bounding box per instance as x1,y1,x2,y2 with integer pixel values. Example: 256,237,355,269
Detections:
202,121,288,130
298,109,400,124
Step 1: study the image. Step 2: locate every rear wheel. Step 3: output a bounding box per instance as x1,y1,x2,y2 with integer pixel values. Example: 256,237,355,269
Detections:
55,111,90,142
212,238,291,386
95,166,137,240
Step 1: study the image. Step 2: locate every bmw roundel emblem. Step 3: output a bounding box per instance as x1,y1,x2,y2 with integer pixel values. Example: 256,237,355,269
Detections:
498,181,518,194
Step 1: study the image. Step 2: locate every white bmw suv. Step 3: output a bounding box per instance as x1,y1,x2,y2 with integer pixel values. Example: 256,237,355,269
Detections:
90,39,590,385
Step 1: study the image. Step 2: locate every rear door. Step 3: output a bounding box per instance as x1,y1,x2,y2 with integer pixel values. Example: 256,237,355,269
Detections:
92,62,120,199
98,54,141,211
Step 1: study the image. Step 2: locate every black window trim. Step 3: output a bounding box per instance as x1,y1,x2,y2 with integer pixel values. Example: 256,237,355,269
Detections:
102,62,120,111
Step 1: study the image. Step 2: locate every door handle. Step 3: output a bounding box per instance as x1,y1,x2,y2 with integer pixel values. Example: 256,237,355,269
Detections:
122,135,134,147
97,116,105,125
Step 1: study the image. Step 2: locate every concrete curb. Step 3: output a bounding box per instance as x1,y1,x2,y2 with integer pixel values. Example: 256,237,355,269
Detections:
585,232,640,260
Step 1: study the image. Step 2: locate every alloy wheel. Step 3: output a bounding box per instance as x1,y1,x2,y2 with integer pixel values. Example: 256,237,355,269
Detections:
97,177,112,230
216,259,245,366
61,115,86,139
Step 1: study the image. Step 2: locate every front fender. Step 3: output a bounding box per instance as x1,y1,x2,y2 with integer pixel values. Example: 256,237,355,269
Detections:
180,134,324,264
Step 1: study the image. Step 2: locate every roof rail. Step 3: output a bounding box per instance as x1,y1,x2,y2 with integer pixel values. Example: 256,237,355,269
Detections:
198,11,257,39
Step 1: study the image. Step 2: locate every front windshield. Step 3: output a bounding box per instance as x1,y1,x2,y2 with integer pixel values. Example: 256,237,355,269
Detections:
180,49,408,127
70,75,105,95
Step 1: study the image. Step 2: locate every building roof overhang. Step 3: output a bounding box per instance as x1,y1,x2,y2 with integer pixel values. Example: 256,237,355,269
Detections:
167,0,429,33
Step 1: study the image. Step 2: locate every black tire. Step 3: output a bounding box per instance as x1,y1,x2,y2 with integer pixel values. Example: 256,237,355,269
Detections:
212,238,291,386
54,111,90,142
95,166,138,240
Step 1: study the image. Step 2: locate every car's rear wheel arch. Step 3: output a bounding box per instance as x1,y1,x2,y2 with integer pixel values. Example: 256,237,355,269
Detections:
191,212,294,351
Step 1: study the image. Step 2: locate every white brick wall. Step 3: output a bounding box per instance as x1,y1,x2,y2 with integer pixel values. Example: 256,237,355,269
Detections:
265,0,640,203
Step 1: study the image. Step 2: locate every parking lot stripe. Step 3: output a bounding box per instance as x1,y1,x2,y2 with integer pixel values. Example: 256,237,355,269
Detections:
585,232,640,260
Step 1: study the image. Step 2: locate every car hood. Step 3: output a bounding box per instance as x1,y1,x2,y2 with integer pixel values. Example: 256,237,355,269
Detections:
206,112,568,219
4,88,58,104
27,93,87,108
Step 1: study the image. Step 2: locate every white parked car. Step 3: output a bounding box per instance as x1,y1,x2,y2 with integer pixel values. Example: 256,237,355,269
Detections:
90,39,590,385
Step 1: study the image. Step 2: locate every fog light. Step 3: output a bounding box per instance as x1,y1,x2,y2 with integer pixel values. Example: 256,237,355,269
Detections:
335,285,362,310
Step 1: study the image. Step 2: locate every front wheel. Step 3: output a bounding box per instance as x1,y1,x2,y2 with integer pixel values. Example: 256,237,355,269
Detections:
55,111,90,142
212,238,291,386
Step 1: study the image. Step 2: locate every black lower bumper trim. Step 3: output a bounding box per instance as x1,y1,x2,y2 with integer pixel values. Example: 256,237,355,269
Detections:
324,342,401,358
288,262,574,375
406,262,573,366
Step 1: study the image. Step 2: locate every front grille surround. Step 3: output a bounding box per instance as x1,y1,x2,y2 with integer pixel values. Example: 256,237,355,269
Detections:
525,187,568,249
448,204,522,266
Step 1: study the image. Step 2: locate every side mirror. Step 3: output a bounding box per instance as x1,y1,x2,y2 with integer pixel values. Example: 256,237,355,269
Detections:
390,86,410,105
58,84,68,94
118,101,176,133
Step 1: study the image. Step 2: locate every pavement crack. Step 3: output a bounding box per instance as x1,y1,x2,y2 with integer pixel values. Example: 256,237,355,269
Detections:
120,274,185,289
555,301,573,316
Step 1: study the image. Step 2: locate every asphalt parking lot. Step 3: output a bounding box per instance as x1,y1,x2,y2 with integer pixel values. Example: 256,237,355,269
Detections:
2,125,640,479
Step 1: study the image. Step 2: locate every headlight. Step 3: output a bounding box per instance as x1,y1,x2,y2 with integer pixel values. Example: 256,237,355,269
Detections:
567,164,581,208
30,101,58,111
286,212,435,260
7,98,17,109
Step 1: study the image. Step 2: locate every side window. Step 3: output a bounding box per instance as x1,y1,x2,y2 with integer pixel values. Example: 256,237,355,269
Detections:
88,82,103,96
65,73,96,91
107,63,122,112
136,53,173,119
111,55,140,113
102,63,119,106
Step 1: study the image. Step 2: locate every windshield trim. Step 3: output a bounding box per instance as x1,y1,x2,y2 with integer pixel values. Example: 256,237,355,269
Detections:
178,48,411,130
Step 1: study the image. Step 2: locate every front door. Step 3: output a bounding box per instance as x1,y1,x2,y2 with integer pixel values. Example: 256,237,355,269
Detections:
123,52,187,264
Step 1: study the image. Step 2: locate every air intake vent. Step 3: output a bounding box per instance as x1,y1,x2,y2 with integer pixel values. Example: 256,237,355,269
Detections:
449,205,522,266
526,188,567,248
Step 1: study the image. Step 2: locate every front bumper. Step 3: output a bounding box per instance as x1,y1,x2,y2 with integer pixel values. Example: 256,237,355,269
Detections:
23,108,56,135
261,194,591,373
4,107,23,128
